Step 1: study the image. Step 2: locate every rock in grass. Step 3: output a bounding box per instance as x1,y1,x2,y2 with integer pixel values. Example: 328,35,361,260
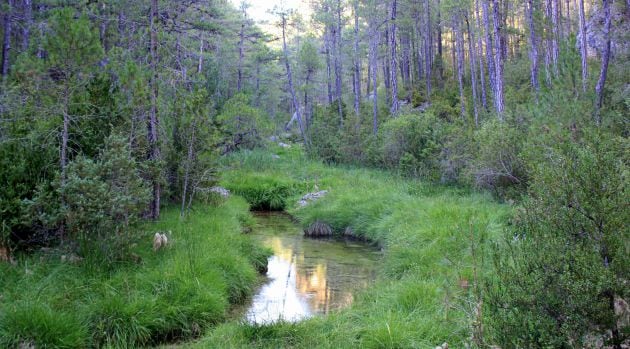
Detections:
304,221,333,237
209,186,230,198
297,190,328,207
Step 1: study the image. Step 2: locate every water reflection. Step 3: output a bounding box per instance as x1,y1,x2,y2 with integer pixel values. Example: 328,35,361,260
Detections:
246,212,380,324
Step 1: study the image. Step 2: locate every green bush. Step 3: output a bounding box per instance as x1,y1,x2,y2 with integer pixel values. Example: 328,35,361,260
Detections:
222,172,306,210
487,129,629,347
378,112,443,180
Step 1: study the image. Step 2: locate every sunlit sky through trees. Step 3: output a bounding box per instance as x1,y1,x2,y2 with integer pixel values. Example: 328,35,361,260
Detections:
229,0,312,32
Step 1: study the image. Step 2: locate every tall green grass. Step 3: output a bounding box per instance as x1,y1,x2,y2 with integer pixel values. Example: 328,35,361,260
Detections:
188,148,510,348
0,197,270,348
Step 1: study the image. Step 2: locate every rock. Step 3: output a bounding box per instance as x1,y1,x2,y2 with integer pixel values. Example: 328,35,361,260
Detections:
304,221,333,237
209,186,230,198
272,154,281,159
278,142,291,148
297,190,328,207
61,254,83,264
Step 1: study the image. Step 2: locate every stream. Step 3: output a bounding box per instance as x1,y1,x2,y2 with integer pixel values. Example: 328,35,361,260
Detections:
245,212,380,324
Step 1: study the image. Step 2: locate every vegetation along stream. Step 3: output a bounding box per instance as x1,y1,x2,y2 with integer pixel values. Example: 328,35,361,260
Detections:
245,212,380,324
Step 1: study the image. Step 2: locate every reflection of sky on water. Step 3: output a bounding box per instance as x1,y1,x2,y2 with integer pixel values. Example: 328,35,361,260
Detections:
246,213,379,324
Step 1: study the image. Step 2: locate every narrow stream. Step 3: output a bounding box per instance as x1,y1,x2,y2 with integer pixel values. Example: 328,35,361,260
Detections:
245,212,380,324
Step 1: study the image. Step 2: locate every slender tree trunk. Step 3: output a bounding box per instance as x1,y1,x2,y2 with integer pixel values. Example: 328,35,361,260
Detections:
281,14,307,146
181,120,196,217
383,27,391,104
237,20,245,92
425,0,432,98
466,13,480,125
594,0,611,124
551,0,560,76
578,0,588,92
390,0,399,113
1,0,13,78
198,39,204,74
99,2,108,52
527,0,540,99
324,26,334,105
22,0,31,51
475,0,487,109
436,0,443,81
148,0,161,219
335,0,344,125
482,0,496,102
454,13,466,120
491,0,504,118
370,25,379,134
353,0,361,116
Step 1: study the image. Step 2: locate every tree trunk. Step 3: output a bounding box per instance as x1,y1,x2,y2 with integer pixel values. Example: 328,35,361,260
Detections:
335,0,344,125
353,0,361,116
594,0,611,124
578,0,588,92
436,0,443,81
369,19,379,134
1,0,13,78
527,0,540,99
384,27,391,104
390,0,399,113
180,120,196,217
551,0,560,76
148,0,161,219
281,13,308,146
324,26,334,105
482,0,496,102
491,0,504,118
475,0,487,109
425,0,432,98
466,13,480,125
198,39,204,74
454,13,466,120
22,0,31,51
237,19,245,92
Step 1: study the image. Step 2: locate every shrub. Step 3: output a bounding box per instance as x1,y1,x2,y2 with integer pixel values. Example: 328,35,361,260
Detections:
486,129,629,347
378,112,443,180
222,172,305,210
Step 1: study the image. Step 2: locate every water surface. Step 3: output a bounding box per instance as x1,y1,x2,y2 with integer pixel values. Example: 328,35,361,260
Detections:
245,212,380,324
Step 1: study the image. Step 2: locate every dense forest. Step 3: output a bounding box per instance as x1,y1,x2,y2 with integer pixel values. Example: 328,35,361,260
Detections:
0,0,628,348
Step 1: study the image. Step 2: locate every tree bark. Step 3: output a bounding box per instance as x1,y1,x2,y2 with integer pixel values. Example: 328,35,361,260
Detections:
369,18,379,134
21,0,31,51
390,0,399,113
454,13,466,120
578,0,588,92
594,0,611,124
1,0,13,78
237,18,245,92
475,0,487,109
353,0,361,116
334,0,344,125
527,0,540,99
482,0,496,102
466,13,480,125
324,25,334,105
436,0,443,81
148,0,161,219
425,0,432,98
491,0,504,118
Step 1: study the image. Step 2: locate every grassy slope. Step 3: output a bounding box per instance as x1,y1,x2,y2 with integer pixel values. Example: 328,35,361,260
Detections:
0,198,270,348
190,147,510,348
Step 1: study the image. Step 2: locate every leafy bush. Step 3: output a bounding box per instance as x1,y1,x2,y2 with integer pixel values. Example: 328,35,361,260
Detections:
377,112,443,180
218,93,271,152
487,130,629,347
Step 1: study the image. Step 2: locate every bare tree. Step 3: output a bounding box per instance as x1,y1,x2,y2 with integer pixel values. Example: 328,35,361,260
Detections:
389,0,399,113
352,0,361,116
148,0,161,219
1,0,13,78
578,0,588,92
491,0,504,118
527,0,540,99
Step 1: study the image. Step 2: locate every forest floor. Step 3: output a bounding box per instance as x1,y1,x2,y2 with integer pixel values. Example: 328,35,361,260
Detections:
180,146,510,348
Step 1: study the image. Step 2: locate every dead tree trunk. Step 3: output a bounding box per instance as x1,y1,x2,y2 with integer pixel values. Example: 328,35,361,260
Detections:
454,13,466,120
324,25,334,105
482,0,496,104
475,0,487,110
237,19,245,92
22,0,31,51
